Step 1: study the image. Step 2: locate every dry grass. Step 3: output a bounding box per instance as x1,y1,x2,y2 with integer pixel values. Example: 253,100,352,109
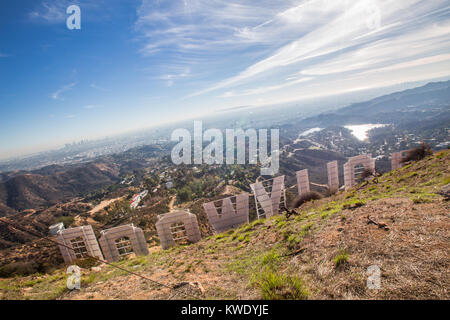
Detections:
297,197,449,299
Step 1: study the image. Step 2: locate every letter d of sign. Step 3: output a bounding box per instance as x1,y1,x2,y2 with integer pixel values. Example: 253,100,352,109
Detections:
66,5,81,30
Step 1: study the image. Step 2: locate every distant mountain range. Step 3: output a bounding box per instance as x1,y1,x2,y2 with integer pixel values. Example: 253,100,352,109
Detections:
303,80,450,127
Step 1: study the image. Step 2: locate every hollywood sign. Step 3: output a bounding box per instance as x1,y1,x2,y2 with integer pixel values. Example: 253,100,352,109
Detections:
157,153,381,249
56,151,409,259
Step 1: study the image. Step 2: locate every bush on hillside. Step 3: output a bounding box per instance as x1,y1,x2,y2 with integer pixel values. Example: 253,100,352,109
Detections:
291,192,322,208
323,187,338,197
401,144,432,163
355,168,377,185
0,262,40,277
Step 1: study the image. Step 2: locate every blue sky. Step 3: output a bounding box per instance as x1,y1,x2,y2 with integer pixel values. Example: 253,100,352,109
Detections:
1,0,450,159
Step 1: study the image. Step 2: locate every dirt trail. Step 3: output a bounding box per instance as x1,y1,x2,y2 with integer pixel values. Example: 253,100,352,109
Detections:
89,196,124,215
221,185,242,195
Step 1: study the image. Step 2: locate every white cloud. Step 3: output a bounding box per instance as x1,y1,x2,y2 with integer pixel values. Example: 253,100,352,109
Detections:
135,0,302,84
194,0,443,93
299,19,450,77
29,1,69,23
219,77,313,98
364,54,450,74
135,0,450,106
136,0,325,56
29,1,103,24
51,82,76,100
90,83,109,92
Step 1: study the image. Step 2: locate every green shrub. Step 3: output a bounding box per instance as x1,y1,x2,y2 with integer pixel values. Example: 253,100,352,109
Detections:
253,271,308,300
342,199,366,210
333,250,349,268
53,215,74,227
412,197,432,204
261,250,280,268
398,171,418,182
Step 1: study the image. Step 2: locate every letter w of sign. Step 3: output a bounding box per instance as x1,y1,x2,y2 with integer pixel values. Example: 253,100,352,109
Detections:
203,193,249,234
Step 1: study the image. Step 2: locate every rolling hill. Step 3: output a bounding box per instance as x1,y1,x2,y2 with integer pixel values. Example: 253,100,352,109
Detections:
0,162,121,213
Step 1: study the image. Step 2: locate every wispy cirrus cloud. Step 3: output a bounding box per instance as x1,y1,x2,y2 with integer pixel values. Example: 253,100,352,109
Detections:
219,77,313,98
158,66,192,87
29,1,71,23
90,83,110,92
135,0,290,54
193,0,450,95
51,82,76,101
135,0,302,85
135,0,450,105
299,19,450,77
28,0,105,24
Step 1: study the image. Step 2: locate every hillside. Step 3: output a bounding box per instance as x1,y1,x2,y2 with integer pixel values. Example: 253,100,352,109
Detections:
0,161,122,213
0,150,448,300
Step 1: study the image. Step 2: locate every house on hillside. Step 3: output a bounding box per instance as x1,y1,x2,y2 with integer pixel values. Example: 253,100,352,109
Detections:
49,222,65,236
